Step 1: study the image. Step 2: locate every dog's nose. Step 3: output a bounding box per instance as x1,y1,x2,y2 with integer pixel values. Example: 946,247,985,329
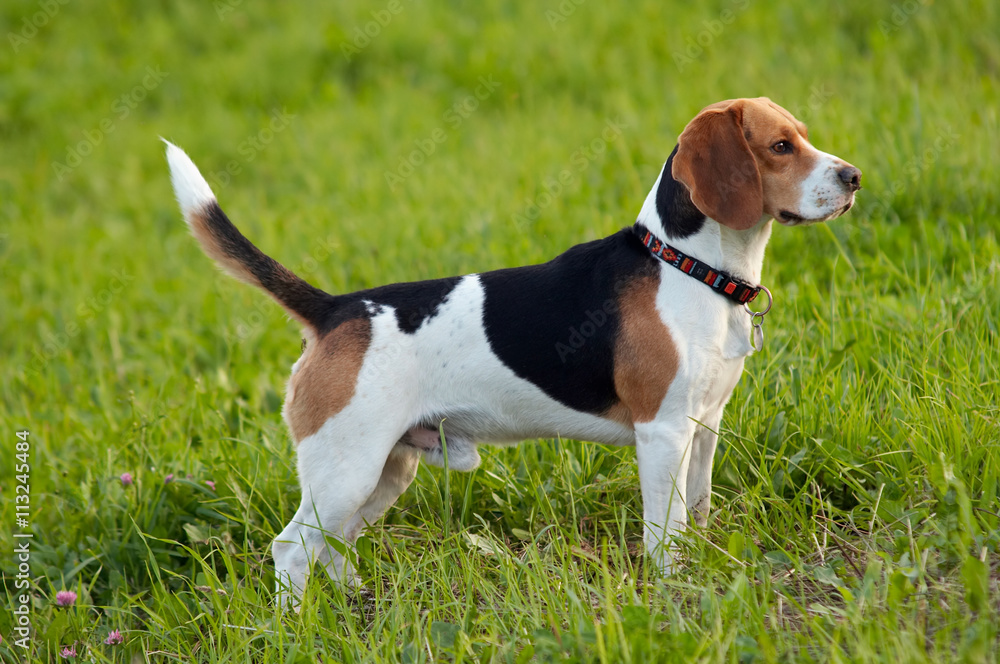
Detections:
838,165,862,191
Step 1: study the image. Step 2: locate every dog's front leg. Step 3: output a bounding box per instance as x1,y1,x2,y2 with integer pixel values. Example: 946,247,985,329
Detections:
635,418,697,575
686,410,723,528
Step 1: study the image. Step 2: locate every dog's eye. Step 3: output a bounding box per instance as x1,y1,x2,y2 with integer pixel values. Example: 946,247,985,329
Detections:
771,141,793,154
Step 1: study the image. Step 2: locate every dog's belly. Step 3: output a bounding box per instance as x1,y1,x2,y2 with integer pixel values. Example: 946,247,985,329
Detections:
401,405,635,472
419,405,637,448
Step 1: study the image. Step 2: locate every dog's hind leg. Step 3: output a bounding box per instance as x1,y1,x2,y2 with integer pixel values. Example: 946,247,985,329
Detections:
341,445,420,544
271,407,410,610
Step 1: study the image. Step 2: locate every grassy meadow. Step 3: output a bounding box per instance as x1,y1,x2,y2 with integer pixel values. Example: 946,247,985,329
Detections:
2,0,999,661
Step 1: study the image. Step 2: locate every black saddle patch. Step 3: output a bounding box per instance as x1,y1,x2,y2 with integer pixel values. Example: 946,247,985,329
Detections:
479,229,656,416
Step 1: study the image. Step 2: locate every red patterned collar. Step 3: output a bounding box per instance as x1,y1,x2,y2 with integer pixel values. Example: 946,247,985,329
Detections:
636,225,763,306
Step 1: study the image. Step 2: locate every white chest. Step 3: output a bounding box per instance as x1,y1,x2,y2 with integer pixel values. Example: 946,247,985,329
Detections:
654,268,755,418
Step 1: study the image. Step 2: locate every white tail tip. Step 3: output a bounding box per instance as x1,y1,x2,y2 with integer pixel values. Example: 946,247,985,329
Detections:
162,139,216,218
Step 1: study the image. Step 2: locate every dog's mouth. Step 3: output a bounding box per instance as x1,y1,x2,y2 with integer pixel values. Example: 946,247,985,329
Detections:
778,210,807,224
778,200,854,226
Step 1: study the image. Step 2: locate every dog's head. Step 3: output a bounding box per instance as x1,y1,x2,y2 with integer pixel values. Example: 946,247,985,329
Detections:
672,97,861,229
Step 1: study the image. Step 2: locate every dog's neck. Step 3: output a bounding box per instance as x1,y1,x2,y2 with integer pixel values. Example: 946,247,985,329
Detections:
634,147,773,286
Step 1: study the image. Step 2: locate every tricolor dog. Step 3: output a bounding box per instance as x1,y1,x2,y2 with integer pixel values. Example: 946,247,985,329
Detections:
165,97,860,608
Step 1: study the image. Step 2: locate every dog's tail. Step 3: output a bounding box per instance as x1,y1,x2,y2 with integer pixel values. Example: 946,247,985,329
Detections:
163,140,336,331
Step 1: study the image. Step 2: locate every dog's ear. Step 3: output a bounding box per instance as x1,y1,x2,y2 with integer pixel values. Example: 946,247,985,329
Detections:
671,101,763,230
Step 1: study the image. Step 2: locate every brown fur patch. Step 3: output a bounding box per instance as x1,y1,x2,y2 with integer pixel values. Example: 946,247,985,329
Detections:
284,317,372,442
605,274,679,425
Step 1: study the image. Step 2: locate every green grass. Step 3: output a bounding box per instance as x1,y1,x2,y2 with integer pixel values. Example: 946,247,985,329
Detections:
2,0,999,661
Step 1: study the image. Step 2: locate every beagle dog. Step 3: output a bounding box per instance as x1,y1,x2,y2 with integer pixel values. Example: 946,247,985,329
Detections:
165,97,860,608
